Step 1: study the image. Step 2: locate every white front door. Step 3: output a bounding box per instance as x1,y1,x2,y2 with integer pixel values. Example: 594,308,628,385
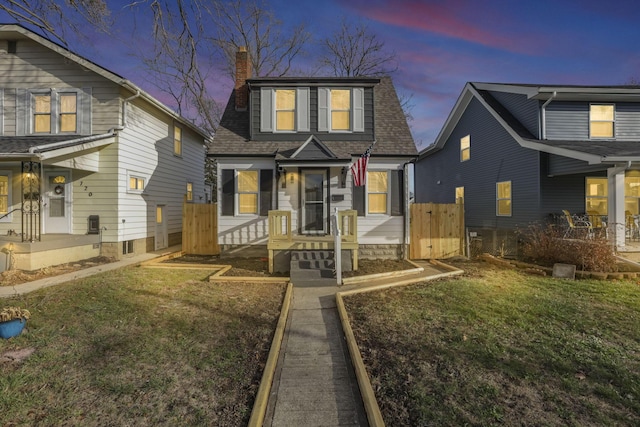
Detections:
301,170,327,235
155,205,167,250
44,171,71,234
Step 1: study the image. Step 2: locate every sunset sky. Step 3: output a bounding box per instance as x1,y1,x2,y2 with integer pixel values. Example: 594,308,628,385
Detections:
4,0,640,149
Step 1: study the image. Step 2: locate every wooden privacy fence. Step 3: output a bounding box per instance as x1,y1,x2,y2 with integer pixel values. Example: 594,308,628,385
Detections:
182,202,219,255
410,203,464,259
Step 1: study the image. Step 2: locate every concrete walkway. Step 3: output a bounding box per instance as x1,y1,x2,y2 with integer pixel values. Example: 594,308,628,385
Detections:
0,245,181,298
264,261,448,427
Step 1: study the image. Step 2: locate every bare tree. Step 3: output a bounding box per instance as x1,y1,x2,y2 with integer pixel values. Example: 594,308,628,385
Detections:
207,0,311,78
318,19,397,77
0,0,111,45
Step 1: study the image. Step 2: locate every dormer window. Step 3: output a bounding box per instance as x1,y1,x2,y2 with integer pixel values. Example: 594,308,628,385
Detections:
275,89,296,131
318,87,364,133
330,89,350,131
590,104,614,138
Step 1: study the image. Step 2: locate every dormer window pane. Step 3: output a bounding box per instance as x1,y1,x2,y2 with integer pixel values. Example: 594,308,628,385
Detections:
275,89,295,131
331,89,350,131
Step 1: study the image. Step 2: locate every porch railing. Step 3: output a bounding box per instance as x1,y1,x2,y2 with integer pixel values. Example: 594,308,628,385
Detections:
267,209,357,243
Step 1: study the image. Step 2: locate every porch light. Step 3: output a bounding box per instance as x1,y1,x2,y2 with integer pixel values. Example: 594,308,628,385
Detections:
53,175,66,184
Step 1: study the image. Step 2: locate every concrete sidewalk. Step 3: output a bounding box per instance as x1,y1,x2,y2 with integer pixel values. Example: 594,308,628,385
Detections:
264,261,450,427
0,245,181,298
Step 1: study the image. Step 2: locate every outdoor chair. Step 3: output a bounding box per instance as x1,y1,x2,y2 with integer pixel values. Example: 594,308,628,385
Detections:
587,210,607,238
562,210,593,239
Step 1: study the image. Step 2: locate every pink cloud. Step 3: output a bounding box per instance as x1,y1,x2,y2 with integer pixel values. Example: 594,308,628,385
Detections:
346,0,545,55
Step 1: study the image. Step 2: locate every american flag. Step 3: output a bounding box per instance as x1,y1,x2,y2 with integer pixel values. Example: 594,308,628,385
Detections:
350,141,376,187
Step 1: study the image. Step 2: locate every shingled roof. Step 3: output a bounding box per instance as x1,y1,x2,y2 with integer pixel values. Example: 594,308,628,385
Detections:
209,76,417,160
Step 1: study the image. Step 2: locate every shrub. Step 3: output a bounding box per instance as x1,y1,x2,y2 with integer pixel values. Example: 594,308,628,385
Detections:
518,224,617,272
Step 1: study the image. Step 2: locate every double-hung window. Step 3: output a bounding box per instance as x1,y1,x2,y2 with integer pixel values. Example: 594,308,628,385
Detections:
275,89,296,131
28,89,86,135
460,135,470,161
186,182,193,202
330,89,351,131
590,104,614,138
496,181,512,216
238,170,259,214
33,94,51,133
455,186,464,204
174,125,182,156
586,177,607,215
367,171,388,214
59,93,77,132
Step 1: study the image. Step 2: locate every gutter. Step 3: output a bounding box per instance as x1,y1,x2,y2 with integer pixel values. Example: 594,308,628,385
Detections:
540,91,557,140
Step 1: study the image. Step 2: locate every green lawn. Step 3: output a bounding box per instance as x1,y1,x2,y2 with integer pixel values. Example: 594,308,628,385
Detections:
345,260,640,426
0,266,285,426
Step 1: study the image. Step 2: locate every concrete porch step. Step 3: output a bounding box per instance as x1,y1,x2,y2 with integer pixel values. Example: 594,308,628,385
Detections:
290,250,336,285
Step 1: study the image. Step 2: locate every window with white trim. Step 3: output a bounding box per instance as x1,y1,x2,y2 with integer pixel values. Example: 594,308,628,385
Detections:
128,172,145,193
455,186,464,204
330,89,351,131
367,171,388,214
496,181,511,216
586,177,607,215
460,135,470,161
186,182,193,202
174,125,182,156
275,89,296,131
237,170,258,214
590,104,614,138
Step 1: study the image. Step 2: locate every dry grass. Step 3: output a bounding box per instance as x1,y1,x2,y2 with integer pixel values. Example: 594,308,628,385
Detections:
0,266,285,426
344,259,640,426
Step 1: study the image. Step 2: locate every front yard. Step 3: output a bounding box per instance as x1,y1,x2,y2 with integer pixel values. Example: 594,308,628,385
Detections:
0,266,285,426
344,260,640,426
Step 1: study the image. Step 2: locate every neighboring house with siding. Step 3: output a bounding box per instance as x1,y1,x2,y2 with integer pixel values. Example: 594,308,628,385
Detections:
209,48,417,270
415,82,640,252
0,24,209,272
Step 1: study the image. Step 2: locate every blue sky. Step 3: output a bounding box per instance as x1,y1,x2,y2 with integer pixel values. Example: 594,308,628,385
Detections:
4,0,640,149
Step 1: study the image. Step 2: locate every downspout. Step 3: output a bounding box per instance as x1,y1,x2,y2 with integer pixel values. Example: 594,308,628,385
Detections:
540,91,557,140
121,87,141,128
402,159,414,260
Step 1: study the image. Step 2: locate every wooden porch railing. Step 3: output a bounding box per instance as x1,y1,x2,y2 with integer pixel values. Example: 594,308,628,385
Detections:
268,210,292,242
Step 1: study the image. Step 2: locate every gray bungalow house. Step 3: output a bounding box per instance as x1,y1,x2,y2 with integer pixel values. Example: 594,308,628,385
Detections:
415,82,640,252
209,48,417,272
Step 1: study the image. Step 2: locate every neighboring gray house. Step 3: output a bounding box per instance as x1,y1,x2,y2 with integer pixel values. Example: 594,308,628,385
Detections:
416,82,640,251
209,48,417,269
0,24,209,272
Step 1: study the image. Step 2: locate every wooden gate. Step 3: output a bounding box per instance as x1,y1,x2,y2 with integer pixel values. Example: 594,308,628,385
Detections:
182,202,219,255
410,203,464,259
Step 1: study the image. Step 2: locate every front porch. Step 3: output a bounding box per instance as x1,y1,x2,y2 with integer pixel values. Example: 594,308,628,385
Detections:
267,209,358,273
0,233,101,272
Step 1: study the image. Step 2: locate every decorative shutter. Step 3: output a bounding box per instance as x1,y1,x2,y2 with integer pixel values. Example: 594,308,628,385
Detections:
0,89,3,135
260,88,273,132
221,169,235,216
80,87,92,135
390,169,404,216
259,169,273,216
15,89,27,136
353,88,364,132
318,88,329,132
50,89,59,134
353,180,365,216
297,87,310,132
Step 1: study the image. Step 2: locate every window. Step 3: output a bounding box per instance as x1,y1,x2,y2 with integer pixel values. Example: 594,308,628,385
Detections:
0,173,9,220
238,170,258,214
496,181,511,216
460,135,470,161
626,171,640,215
455,186,464,204
590,104,614,138
330,89,350,131
586,177,607,215
33,94,51,133
186,182,193,202
128,173,145,193
59,93,77,132
275,89,296,131
174,125,182,156
122,240,134,255
367,171,388,214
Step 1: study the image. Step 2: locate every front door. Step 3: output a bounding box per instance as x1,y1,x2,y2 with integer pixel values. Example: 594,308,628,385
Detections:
301,170,327,234
44,171,71,233
155,205,167,250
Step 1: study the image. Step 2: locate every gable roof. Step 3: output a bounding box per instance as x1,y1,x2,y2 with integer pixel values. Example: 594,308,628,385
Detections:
210,76,417,160
420,82,640,164
0,23,210,141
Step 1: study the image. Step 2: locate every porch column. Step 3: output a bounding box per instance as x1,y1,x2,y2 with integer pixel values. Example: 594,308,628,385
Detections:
607,166,626,249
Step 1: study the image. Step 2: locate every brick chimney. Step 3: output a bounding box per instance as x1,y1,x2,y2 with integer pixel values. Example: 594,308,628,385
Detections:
235,46,251,111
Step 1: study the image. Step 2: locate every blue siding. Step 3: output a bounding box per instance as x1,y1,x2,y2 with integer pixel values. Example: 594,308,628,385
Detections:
614,103,640,140
545,102,589,140
489,91,540,138
548,154,607,176
540,170,606,218
416,97,541,230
